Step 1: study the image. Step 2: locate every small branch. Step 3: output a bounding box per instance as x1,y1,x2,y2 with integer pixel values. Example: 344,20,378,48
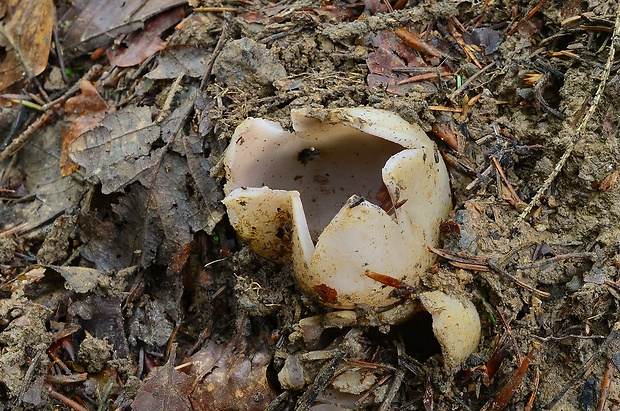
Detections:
449,61,495,100
518,2,620,221
48,388,90,411
481,342,539,411
517,252,596,269
596,361,614,411
429,247,550,298
0,65,103,162
200,24,229,91
492,156,524,208
542,323,620,409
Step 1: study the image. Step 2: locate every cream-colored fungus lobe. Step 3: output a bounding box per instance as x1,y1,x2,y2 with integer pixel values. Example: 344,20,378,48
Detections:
223,107,481,371
223,107,452,308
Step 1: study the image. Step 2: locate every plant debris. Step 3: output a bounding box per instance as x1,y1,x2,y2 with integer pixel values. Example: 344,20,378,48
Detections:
2,0,620,410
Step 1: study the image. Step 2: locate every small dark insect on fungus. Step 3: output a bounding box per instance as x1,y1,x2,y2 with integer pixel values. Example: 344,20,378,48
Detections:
298,147,320,165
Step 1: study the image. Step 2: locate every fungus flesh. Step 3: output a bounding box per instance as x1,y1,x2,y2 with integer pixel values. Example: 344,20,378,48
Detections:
223,107,453,309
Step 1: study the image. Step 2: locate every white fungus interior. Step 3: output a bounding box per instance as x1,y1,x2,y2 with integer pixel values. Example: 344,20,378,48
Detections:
228,126,404,240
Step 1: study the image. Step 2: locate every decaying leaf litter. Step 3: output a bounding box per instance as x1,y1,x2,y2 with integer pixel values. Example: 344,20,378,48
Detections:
2,0,620,409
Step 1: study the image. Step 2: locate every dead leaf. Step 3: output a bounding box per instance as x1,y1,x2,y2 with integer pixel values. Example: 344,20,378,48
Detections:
152,151,220,247
107,7,186,68
61,0,187,54
1,267,45,292
61,80,114,176
127,298,175,347
146,46,211,79
0,122,87,234
471,28,503,55
182,129,225,233
69,295,130,358
0,0,55,91
69,89,223,271
77,185,164,271
366,30,430,96
187,332,275,410
47,266,103,293
69,105,162,194
132,345,192,411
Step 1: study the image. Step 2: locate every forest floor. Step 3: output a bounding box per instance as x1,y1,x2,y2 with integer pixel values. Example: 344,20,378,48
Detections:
2,0,620,410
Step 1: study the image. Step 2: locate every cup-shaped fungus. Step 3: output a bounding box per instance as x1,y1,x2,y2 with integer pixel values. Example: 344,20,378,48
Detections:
223,108,452,309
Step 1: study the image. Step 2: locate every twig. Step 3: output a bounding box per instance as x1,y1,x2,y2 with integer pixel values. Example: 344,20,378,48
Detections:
481,342,539,411
496,308,523,364
596,361,614,411
41,65,103,111
48,388,90,411
0,65,103,162
447,18,482,68
507,0,547,35
531,334,605,342
518,3,620,221
524,365,540,411
379,368,405,411
355,374,392,408
194,7,236,12
0,112,53,161
395,28,447,58
542,323,620,409
294,350,346,411
156,71,185,123
488,260,551,298
449,61,495,100
52,24,68,84
45,373,88,384
0,223,28,238
534,72,565,119
429,247,551,298
397,71,453,85
321,5,457,41
491,156,524,207
517,252,596,269
200,24,229,90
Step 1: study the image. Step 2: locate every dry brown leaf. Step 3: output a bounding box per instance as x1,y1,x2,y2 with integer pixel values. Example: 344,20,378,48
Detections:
132,346,193,411
0,0,55,91
69,105,162,194
0,121,87,234
61,80,114,176
70,99,223,268
106,7,186,68
187,333,275,410
61,0,186,54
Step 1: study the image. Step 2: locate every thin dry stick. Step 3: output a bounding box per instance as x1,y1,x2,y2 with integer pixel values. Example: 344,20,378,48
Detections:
596,361,614,411
518,3,620,222
524,365,540,411
492,156,523,205
495,308,523,364
156,71,185,123
378,368,405,411
48,389,89,411
449,61,495,100
517,252,596,269
543,323,620,409
0,65,103,162
200,24,229,91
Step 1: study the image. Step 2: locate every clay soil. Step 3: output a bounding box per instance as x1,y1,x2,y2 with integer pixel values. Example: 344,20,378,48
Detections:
2,0,620,410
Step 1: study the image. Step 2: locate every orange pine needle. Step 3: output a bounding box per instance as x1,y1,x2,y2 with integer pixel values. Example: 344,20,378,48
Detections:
394,28,446,58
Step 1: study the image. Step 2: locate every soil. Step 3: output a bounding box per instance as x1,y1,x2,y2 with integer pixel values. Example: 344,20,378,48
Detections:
2,0,620,410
